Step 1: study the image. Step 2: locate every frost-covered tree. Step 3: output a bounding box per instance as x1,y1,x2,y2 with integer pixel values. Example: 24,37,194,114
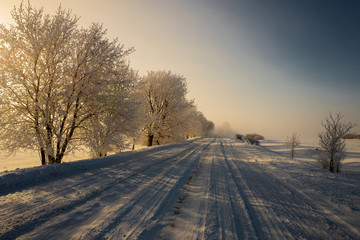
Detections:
0,3,132,164
83,65,138,157
285,132,300,159
183,106,202,139
184,107,214,139
318,112,355,173
138,71,191,146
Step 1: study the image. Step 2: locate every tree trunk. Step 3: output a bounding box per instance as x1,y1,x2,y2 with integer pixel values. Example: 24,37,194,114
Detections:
40,148,46,165
40,148,60,165
97,152,107,157
55,151,65,164
132,138,136,151
48,155,56,164
147,134,154,147
329,158,334,172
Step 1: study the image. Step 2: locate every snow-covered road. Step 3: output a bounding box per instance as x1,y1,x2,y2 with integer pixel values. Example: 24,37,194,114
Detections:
1,137,359,239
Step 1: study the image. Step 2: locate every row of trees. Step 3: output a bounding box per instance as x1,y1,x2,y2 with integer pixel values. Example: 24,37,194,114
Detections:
0,3,213,165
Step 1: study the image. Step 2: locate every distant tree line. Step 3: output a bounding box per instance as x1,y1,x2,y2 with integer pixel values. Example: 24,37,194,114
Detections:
342,133,360,140
0,3,213,165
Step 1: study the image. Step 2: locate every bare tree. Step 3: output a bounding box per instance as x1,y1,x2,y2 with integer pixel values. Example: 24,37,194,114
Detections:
285,132,300,159
0,3,132,164
318,112,355,173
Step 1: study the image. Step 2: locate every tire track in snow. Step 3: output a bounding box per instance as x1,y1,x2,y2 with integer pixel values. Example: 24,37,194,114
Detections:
224,138,359,239
2,137,358,239
155,138,213,240
80,139,213,240
222,140,304,239
202,139,258,240
230,144,322,238
246,143,360,239
0,141,202,239
0,142,195,197
256,143,360,237
217,140,268,239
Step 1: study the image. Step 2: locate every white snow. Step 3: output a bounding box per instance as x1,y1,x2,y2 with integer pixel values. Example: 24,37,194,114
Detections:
0,137,359,239
0,150,91,172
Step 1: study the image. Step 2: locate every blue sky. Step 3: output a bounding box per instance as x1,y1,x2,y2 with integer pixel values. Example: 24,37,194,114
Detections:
1,0,359,139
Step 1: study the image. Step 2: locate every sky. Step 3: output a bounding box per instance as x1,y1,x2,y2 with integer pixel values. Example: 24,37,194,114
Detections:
0,0,359,139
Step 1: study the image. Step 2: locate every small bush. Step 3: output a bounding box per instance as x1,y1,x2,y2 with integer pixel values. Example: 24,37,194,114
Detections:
244,137,260,145
245,134,264,141
235,134,244,141
318,112,355,173
285,132,300,159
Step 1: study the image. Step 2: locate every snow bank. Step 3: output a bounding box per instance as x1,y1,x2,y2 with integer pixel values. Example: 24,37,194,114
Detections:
0,154,120,194
0,141,193,195
261,138,360,213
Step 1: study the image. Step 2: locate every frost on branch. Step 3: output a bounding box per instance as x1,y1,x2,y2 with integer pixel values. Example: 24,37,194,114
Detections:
183,107,214,139
82,65,138,157
138,71,189,146
318,112,355,173
0,2,133,164
0,2,213,163
285,132,300,159
137,71,212,147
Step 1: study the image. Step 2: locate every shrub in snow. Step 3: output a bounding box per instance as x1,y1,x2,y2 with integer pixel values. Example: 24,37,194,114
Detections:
243,133,263,145
285,133,300,159
244,137,260,146
235,134,244,141
318,112,355,173
245,134,264,141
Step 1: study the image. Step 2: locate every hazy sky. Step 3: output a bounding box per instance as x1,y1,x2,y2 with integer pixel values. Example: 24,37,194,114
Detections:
1,0,359,139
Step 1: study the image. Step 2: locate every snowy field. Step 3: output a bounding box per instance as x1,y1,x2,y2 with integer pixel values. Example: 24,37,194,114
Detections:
0,150,91,172
0,137,359,239
262,138,360,164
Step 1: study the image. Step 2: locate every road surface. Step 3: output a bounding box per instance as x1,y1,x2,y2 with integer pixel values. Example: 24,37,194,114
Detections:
0,137,359,239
